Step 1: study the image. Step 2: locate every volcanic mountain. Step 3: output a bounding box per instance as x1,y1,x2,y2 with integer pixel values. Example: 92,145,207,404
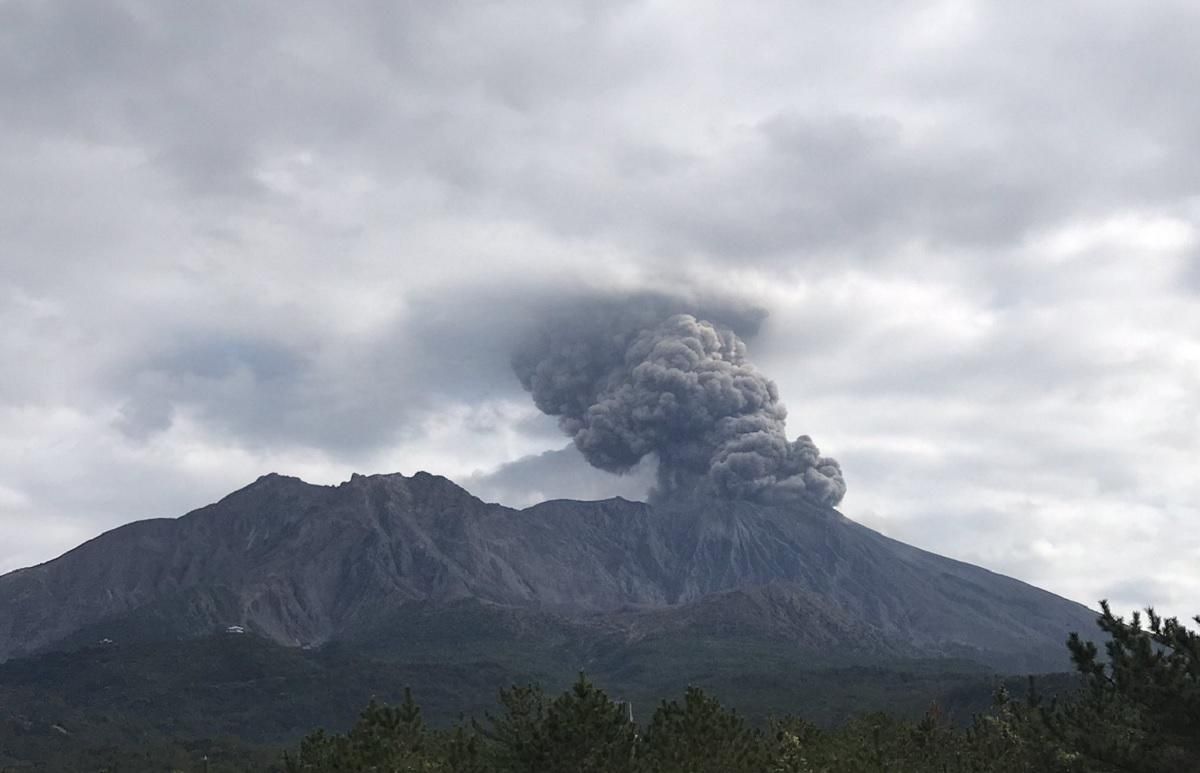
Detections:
0,471,1097,672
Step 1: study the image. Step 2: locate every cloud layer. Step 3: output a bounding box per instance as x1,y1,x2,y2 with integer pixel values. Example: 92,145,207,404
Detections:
1,0,1198,618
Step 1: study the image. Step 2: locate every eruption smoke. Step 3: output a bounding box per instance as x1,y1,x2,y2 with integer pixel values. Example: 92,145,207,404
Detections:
513,307,846,507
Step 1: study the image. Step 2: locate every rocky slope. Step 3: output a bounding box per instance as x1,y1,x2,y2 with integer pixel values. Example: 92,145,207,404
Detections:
0,471,1098,670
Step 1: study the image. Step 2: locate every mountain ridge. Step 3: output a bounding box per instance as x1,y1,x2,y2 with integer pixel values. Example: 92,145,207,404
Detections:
0,471,1097,671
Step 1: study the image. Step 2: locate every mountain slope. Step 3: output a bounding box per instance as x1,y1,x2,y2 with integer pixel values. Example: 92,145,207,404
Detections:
0,471,1097,670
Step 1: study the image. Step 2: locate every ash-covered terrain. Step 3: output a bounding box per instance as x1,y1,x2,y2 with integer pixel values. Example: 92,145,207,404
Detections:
0,470,1095,672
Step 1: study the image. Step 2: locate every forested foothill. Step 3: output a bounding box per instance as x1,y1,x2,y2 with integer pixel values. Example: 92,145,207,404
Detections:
1,602,1195,772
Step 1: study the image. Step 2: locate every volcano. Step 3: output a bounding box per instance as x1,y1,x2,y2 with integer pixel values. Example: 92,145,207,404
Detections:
0,471,1096,674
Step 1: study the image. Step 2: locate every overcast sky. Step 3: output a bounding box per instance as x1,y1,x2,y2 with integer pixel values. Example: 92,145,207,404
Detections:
2,0,1198,619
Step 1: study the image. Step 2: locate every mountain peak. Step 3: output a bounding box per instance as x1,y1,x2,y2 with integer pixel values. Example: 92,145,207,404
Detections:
251,471,305,486
0,471,1097,671
338,470,483,506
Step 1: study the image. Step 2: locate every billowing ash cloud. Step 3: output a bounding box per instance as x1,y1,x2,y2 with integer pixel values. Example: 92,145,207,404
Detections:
513,305,846,507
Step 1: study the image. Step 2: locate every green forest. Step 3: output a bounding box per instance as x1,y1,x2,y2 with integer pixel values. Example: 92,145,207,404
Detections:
2,602,1196,772
283,602,1200,773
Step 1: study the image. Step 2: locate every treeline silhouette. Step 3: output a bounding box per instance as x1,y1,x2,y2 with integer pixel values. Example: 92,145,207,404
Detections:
3,603,1195,771
284,602,1198,773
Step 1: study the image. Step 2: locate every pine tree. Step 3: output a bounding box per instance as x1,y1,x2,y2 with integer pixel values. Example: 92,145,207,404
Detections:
438,722,489,773
475,683,549,773
539,674,638,773
639,685,768,773
283,689,438,772
1042,601,1200,771
345,691,428,770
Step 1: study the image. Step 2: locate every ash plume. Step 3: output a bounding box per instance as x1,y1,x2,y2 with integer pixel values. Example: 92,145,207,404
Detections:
512,303,846,507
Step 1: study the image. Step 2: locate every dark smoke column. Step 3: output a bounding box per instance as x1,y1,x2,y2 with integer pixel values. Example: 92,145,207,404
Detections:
513,312,846,507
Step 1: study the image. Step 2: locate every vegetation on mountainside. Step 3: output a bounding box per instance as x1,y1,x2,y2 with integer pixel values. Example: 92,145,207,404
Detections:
1,603,1195,772
280,603,1200,772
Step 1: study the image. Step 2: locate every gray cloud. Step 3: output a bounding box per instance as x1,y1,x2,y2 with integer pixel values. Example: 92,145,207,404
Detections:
101,285,762,455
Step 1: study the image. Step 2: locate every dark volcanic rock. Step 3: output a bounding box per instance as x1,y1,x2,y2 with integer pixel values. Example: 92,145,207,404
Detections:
0,472,1097,670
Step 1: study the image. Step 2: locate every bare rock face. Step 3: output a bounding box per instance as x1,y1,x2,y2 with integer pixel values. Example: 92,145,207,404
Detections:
0,472,1097,670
